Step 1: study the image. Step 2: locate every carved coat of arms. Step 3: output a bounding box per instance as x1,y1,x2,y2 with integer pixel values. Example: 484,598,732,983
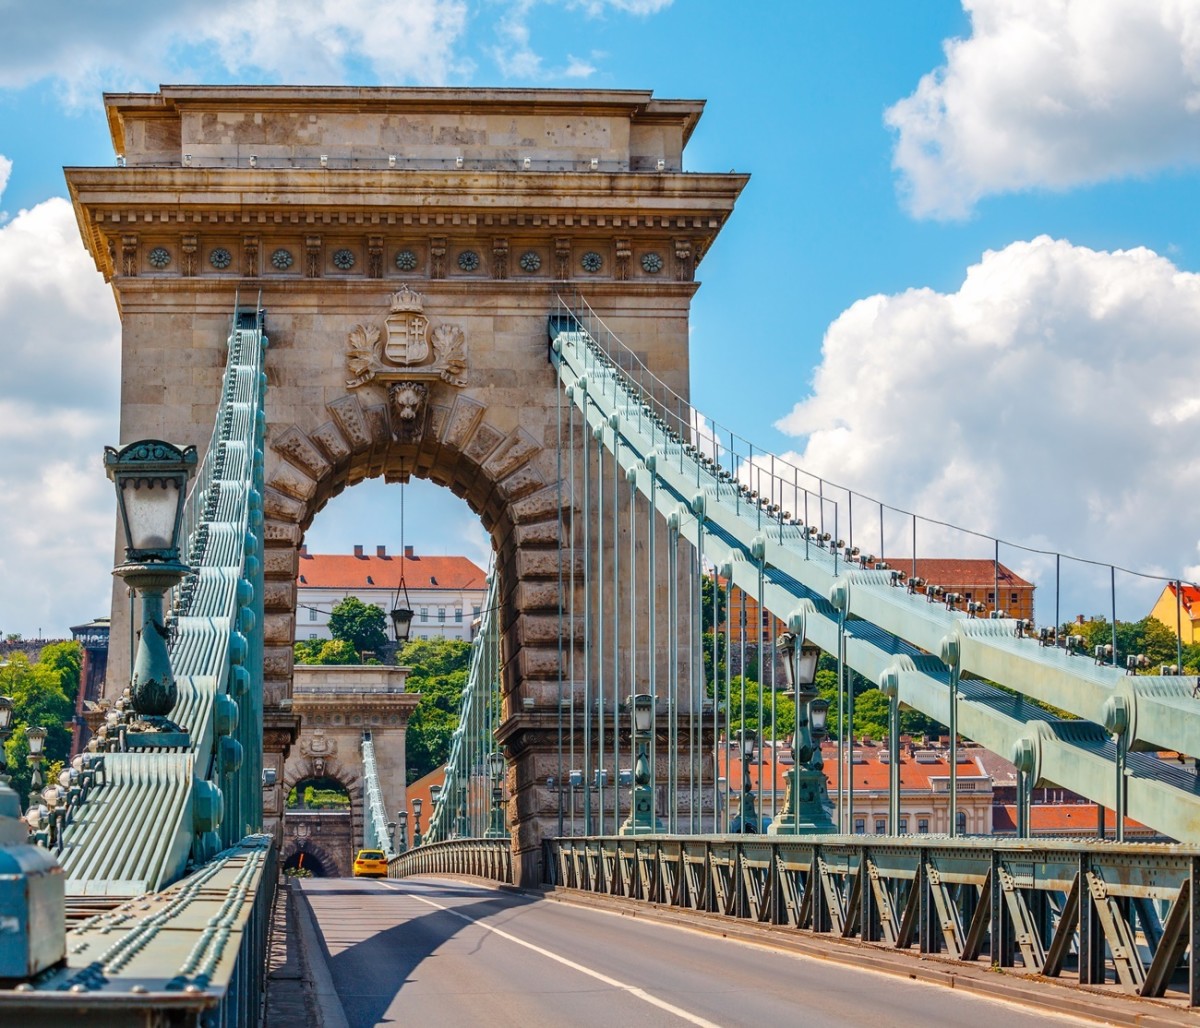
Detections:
346,287,468,441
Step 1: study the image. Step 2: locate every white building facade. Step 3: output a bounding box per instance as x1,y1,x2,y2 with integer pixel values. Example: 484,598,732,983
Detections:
296,545,487,643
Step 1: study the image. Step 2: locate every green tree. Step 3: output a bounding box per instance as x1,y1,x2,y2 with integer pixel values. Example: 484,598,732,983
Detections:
327,596,388,657
1064,615,1179,670
38,640,82,705
293,638,361,665
1,652,74,805
399,638,472,782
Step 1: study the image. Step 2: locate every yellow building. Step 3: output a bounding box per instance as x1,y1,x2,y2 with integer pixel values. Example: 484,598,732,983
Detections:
1148,582,1200,644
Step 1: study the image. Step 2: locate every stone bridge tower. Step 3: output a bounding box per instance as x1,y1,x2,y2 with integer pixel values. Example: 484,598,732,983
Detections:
67,86,745,883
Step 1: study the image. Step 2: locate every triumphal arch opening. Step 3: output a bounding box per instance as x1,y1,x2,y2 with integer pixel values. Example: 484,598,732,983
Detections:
67,86,744,882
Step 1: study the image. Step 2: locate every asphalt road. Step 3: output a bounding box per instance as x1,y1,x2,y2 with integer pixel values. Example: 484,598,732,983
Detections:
299,876,1092,1028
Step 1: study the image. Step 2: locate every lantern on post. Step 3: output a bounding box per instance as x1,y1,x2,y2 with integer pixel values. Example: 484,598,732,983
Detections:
0,697,13,785
25,726,47,802
485,750,506,838
104,440,197,746
769,632,836,835
619,693,661,835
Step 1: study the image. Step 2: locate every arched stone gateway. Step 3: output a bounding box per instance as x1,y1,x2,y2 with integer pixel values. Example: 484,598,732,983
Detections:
68,86,745,885
281,837,343,879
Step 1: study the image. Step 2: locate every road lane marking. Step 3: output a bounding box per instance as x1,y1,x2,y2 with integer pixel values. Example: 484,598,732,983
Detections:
381,882,721,1027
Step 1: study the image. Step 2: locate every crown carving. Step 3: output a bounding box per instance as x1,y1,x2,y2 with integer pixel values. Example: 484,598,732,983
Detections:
390,285,425,314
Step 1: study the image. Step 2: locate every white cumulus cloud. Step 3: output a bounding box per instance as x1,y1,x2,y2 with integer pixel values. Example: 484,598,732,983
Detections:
887,0,1200,218
0,0,470,101
0,196,121,638
773,236,1200,616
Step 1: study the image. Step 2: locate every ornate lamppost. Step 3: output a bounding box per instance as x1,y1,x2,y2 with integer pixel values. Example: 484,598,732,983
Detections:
736,728,760,833
619,693,661,835
485,750,506,838
0,696,13,785
769,632,836,835
412,797,423,847
25,726,47,799
104,440,197,746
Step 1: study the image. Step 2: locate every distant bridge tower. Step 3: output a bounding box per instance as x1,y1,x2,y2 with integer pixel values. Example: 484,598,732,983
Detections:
66,86,745,882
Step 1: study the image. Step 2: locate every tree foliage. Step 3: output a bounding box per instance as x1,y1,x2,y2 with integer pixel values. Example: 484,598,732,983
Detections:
399,638,472,783
1066,615,1180,670
293,638,361,666
327,596,388,657
1,644,79,805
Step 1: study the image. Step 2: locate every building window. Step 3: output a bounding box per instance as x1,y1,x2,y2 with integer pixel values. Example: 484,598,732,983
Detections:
875,818,886,834
309,633,318,640
473,605,481,617
761,611,770,626
420,607,428,622
455,608,463,623
853,817,865,835
1010,592,1019,605
438,607,446,622
956,811,967,835
308,607,318,622
899,818,908,834
987,591,995,604
918,818,929,834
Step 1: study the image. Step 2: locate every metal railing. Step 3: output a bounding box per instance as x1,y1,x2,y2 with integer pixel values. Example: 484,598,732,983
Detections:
547,834,1200,1006
390,838,513,884
0,835,277,1024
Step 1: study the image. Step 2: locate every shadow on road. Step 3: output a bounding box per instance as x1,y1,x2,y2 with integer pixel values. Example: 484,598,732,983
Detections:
300,877,540,1027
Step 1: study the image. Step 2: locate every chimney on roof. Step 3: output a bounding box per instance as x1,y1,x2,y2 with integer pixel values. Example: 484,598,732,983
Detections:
354,545,364,559
377,545,387,558
299,544,308,557
405,545,414,559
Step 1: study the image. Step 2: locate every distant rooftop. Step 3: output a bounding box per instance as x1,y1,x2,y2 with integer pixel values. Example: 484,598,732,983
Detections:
296,546,486,591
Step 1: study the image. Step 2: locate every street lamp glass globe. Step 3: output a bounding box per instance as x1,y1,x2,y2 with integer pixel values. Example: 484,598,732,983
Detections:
0,696,13,731
810,698,830,734
631,693,654,733
104,440,197,559
739,728,757,759
412,797,423,817
25,726,46,755
487,751,505,780
796,644,821,686
390,607,414,643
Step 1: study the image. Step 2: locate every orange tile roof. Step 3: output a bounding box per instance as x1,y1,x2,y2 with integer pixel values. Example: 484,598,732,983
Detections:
722,740,991,793
883,559,1033,589
993,804,1153,836
297,552,487,591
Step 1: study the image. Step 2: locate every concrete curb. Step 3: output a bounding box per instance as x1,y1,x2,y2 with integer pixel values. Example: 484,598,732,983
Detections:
291,880,350,1028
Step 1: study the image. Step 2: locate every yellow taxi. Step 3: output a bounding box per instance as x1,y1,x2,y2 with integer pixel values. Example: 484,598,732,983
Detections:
352,849,388,878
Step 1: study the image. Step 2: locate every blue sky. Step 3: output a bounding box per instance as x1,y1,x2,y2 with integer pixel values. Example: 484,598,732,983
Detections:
1,0,1199,637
